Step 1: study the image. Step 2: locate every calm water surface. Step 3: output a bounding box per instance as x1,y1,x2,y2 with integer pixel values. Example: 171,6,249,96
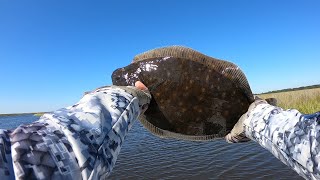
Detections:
0,115,303,180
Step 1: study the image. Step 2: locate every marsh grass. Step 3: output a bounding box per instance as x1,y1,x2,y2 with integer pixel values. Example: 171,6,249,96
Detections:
0,112,47,117
0,113,33,117
33,113,45,117
260,88,320,114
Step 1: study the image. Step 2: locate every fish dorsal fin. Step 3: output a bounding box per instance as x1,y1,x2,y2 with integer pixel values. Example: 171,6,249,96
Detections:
133,46,254,103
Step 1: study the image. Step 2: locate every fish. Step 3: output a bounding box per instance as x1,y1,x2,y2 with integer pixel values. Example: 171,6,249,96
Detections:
112,46,255,141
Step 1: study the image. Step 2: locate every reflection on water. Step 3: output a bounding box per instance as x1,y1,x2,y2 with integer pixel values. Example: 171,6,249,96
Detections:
0,115,303,179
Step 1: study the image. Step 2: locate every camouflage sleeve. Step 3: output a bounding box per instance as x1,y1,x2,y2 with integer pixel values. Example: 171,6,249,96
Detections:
243,103,320,179
0,86,141,180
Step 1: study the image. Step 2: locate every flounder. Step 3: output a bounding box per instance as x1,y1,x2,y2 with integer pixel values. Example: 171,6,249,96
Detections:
112,46,255,141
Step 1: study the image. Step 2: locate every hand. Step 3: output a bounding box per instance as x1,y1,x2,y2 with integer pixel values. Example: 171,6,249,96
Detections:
225,99,268,143
134,81,151,113
118,81,151,114
89,81,151,114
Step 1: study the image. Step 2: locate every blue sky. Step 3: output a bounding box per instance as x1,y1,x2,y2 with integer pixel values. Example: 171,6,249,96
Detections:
0,0,319,114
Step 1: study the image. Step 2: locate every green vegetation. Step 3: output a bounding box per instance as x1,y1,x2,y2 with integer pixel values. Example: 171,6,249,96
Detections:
0,113,33,117
260,84,320,94
33,113,46,117
0,112,48,117
260,88,320,114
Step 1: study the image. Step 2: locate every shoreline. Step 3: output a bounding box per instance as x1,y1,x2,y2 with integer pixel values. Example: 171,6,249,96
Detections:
1,85,319,117
0,112,47,117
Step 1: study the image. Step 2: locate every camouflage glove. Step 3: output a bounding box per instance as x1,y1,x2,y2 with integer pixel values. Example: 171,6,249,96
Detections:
225,99,268,143
118,86,152,113
89,85,152,114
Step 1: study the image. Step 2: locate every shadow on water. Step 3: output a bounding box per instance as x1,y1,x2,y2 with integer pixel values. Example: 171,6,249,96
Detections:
0,115,303,179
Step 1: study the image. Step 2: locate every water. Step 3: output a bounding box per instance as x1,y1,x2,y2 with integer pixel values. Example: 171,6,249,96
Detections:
0,115,303,180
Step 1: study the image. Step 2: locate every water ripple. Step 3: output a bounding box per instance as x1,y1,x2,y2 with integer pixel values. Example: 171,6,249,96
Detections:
110,121,303,180
0,115,303,179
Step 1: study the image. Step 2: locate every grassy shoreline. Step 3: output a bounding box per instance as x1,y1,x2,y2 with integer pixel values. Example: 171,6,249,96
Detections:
260,88,320,114
0,112,47,117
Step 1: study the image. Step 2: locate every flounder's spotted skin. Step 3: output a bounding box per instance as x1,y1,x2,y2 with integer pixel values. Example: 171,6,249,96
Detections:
113,56,251,139
0,86,141,180
244,103,320,179
112,46,254,140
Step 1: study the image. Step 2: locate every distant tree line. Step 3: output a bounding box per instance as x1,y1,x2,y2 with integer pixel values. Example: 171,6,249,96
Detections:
260,84,320,94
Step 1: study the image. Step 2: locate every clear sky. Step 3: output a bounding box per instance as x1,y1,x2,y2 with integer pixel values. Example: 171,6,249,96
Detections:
0,0,319,114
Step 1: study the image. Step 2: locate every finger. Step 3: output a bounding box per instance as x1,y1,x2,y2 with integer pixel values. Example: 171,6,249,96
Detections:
225,133,233,143
225,133,238,143
140,103,149,114
225,133,250,143
226,134,240,143
141,103,149,110
135,81,148,91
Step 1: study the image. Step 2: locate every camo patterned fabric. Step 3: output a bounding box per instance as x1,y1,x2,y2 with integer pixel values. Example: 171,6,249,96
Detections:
243,103,320,180
0,86,141,180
